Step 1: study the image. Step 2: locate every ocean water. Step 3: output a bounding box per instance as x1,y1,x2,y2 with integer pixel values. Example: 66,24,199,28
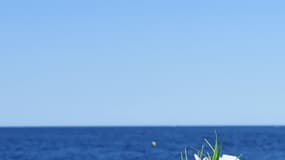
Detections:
0,127,284,160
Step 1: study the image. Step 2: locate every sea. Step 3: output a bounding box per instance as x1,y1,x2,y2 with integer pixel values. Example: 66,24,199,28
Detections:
0,126,284,160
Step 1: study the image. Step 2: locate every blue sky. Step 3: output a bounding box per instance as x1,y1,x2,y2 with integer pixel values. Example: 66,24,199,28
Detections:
1,0,285,126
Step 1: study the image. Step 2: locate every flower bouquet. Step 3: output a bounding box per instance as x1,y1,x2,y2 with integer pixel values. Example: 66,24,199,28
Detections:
180,132,241,160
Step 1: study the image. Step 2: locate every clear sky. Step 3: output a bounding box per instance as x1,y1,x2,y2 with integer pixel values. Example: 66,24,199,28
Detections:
1,0,285,126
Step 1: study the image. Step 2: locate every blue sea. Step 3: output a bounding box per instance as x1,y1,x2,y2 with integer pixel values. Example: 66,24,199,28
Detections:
0,127,284,160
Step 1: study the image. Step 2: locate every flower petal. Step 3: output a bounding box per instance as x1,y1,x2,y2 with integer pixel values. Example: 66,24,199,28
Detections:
194,154,202,160
221,154,239,160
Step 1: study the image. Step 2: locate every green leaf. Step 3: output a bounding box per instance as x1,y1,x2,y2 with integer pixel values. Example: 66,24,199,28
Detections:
180,152,184,160
185,147,188,160
204,138,215,152
212,131,221,160
199,144,204,159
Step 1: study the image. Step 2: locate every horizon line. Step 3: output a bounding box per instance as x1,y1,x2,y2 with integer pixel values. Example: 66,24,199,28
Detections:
0,124,284,128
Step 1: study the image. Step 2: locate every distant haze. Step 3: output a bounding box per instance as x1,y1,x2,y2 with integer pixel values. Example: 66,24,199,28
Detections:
1,0,285,126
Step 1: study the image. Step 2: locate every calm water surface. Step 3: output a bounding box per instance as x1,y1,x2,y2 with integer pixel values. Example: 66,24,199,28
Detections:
0,127,284,160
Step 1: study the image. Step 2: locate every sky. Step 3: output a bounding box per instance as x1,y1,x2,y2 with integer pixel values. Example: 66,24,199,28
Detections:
1,0,285,126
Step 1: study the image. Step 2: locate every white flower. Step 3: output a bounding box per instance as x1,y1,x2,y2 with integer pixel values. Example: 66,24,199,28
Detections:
194,153,239,160
194,154,201,160
220,154,240,160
